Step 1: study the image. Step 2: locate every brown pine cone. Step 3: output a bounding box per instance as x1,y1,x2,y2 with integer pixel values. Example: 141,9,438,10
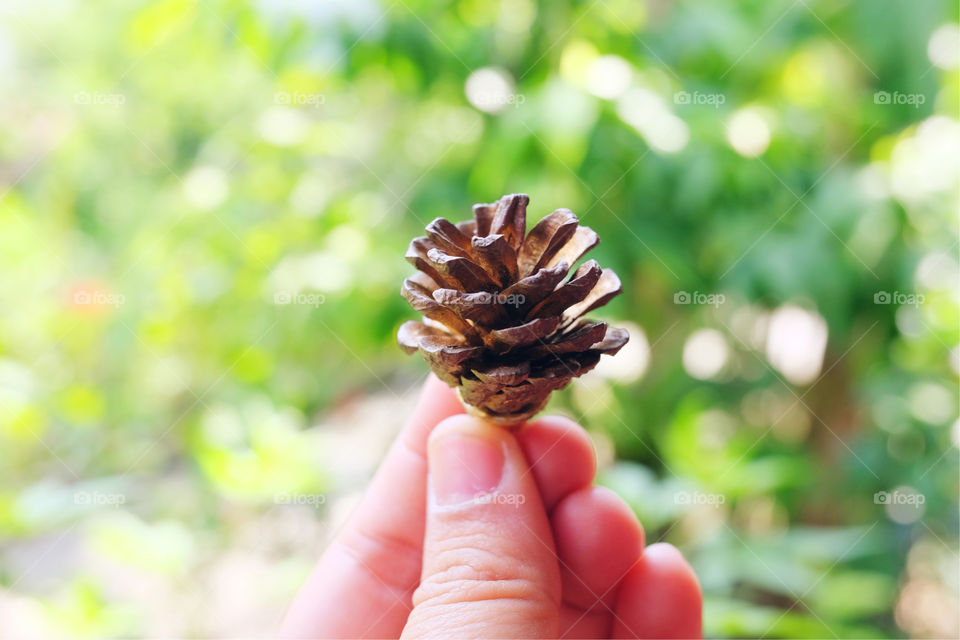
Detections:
397,193,629,426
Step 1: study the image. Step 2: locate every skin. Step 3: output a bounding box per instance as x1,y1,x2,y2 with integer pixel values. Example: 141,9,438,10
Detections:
281,375,702,639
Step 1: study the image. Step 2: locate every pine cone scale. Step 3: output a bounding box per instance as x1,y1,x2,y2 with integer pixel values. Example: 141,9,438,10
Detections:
425,217,474,256
427,249,498,292
489,193,528,249
517,208,580,275
433,289,509,326
521,320,608,360
486,316,561,354
562,268,623,322
542,225,600,272
470,234,518,285
499,261,569,316
471,204,495,236
527,259,603,320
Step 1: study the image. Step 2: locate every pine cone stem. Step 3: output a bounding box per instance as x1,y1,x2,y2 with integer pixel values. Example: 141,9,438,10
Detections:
456,389,535,430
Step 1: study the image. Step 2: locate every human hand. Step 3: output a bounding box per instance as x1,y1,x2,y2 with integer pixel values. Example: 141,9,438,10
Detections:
281,375,702,639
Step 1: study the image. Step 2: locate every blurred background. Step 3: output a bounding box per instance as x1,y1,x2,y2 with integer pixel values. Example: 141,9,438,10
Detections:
0,0,958,637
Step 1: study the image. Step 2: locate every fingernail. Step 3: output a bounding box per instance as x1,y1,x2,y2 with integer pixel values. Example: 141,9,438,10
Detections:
430,432,505,506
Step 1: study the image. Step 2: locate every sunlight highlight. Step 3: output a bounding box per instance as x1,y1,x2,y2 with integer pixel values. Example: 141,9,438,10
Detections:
764,305,828,385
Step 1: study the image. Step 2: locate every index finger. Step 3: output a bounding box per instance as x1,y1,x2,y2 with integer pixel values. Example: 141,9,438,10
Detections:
281,374,464,639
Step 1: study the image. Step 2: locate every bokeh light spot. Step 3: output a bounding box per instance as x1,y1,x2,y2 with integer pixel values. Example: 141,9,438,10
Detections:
682,328,730,380
928,23,960,69
465,67,515,113
765,305,827,385
726,107,772,157
586,55,632,100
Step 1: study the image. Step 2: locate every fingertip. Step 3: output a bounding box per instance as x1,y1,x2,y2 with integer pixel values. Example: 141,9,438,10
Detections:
521,416,596,477
552,486,645,612
555,485,644,550
644,542,693,564
553,485,644,552
523,414,585,433
590,486,646,551
420,373,462,413
424,372,458,398
612,542,702,639
639,543,701,599
427,412,499,445
517,415,596,510
426,414,528,509
404,374,465,453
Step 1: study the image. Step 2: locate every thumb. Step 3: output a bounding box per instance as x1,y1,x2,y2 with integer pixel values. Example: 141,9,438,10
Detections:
401,415,561,640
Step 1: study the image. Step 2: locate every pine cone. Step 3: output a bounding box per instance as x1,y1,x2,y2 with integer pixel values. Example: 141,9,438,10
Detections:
398,193,629,426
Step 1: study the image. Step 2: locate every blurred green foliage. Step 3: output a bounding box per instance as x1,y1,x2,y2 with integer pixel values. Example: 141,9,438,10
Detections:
0,0,957,637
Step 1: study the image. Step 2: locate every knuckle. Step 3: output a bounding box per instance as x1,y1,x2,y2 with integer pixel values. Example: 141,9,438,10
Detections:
336,524,423,594
413,531,554,610
414,571,548,609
